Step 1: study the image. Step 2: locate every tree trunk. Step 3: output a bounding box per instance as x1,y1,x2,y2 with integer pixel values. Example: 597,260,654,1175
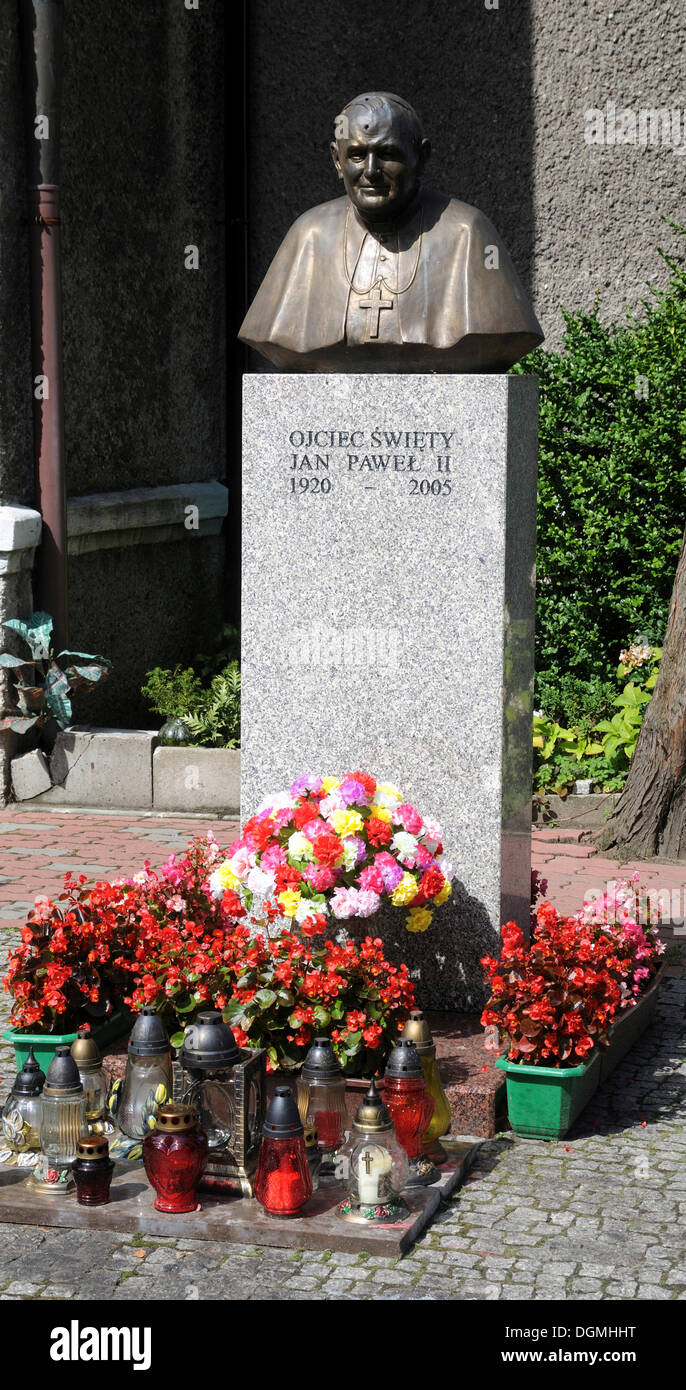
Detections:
595,527,686,859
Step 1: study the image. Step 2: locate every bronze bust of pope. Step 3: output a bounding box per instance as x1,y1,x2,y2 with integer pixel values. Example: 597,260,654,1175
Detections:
239,92,544,372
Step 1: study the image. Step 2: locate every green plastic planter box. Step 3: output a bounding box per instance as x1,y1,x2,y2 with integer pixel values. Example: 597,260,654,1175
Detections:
3,1006,133,1075
496,1049,601,1139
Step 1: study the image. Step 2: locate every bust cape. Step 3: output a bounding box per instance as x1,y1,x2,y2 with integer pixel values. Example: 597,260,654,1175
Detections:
239,187,544,372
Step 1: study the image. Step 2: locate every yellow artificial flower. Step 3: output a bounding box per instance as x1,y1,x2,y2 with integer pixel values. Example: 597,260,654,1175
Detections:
370,804,392,823
278,889,302,918
434,880,452,905
329,808,364,838
392,872,419,906
216,862,241,891
321,775,341,793
406,906,433,933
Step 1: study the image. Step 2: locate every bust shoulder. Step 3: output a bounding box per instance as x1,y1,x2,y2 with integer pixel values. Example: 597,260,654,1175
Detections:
421,188,496,234
283,196,349,242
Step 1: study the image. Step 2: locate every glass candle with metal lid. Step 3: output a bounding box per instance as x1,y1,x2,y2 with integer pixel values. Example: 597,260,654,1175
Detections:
1,1047,45,1159
335,1078,409,1224
383,1040,438,1187
142,1103,208,1213
303,1120,321,1192
109,1006,173,1148
254,1086,312,1217
401,1009,452,1154
296,1036,347,1166
71,1028,108,1133
179,1009,266,1197
73,1133,114,1207
31,1046,87,1195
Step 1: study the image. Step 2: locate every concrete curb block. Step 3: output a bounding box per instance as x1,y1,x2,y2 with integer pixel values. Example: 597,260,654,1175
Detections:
10,728,241,815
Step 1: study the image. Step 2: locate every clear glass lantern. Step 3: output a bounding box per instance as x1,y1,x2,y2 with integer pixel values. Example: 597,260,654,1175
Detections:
71,1028,109,1132
336,1079,409,1224
0,1047,45,1163
179,1010,266,1196
296,1036,347,1168
109,1006,173,1153
30,1046,88,1196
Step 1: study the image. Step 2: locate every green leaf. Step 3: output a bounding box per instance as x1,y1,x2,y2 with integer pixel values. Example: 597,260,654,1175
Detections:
0,715,39,733
255,988,277,1009
174,993,197,1014
44,664,72,722
0,653,34,669
170,1030,186,1049
3,612,52,659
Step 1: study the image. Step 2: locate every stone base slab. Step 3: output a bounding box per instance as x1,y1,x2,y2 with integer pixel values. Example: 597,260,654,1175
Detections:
0,1143,480,1255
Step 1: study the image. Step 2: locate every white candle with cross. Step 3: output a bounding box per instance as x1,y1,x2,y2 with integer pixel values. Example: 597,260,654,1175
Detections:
356,1143,393,1204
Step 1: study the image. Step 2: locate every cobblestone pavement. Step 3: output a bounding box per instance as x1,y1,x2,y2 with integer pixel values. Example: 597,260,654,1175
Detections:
0,807,684,1301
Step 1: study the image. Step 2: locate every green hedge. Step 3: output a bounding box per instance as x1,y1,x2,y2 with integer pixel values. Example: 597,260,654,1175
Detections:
514,223,686,724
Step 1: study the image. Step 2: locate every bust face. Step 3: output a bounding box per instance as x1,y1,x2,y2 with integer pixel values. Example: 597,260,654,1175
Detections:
331,105,429,226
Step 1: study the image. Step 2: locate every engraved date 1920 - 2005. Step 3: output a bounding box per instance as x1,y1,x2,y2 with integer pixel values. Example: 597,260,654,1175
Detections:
286,427,455,498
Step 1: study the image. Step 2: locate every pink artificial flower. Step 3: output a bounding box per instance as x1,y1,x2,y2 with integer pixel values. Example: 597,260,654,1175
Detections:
355,889,381,917
374,852,403,893
260,844,287,869
358,865,384,893
330,887,359,919
302,865,337,892
397,803,422,834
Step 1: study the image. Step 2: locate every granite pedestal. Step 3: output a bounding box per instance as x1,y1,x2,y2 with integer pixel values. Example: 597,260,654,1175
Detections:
241,374,537,1009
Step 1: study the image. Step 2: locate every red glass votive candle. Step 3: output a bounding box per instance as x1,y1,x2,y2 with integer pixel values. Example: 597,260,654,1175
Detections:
254,1086,312,1217
142,1104,208,1213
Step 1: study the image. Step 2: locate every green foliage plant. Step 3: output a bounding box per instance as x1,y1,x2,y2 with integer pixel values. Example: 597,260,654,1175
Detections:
513,222,686,714
141,627,241,749
0,611,111,735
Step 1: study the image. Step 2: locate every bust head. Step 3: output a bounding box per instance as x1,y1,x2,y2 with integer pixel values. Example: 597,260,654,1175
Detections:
330,92,431,227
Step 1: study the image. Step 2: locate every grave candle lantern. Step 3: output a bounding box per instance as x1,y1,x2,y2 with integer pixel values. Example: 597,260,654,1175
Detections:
1,1047,45,1158
253,1086,312,1217
296,1036,347,1169
400,1010,452,1154
336,1079,409,1224
383,1040,438,1187
73,1133,114,1206
31,1046,88,1195
142,1103,208,1213
71,1028,108,1132
179,1010,266,1196
109,1006,173,1146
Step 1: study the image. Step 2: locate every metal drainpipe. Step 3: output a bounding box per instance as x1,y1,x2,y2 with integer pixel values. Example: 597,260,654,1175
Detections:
19,0,68,651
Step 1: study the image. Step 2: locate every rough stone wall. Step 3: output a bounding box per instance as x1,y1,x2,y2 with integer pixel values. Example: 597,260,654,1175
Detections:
531,0,686,345
58,0,227,727
61,0,225,496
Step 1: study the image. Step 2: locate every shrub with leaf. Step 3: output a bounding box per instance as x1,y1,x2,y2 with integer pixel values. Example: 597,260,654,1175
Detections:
141,626,241,749
0,611,111,736
514,221,686,724
533,643,661,793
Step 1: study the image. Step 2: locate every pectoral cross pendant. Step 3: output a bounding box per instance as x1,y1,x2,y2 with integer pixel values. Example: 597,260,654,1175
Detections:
360,281,393,339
